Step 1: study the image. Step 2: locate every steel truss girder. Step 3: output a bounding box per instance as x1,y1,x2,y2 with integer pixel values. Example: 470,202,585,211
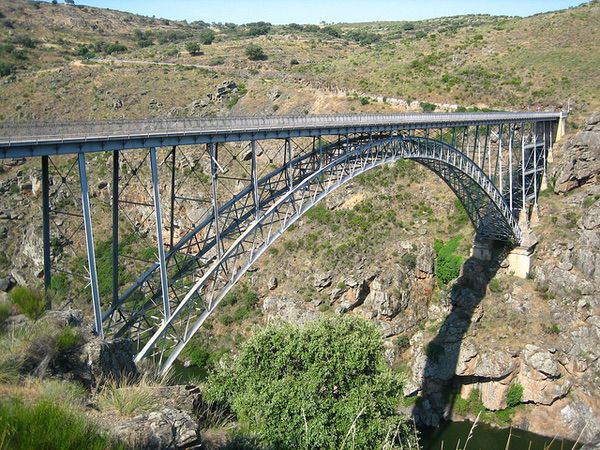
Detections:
129,136,521,374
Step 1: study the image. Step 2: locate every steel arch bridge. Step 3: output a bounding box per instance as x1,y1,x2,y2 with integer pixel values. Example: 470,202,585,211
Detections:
0,112,564,373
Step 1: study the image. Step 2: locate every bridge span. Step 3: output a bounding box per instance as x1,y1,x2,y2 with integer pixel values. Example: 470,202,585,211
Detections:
0,111,564,373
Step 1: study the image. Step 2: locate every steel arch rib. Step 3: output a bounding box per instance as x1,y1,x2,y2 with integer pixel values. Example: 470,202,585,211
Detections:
131,136,521,374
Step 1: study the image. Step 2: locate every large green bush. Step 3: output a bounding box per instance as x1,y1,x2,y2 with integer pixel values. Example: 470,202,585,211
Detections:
204,317,416,449
433,236,464,286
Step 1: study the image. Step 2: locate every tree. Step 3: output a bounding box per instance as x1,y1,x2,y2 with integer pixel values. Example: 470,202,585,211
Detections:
205,317,417,449
198,29,215,45
51,0,58,4
65,0,75,4
185,42,202,56
244,44,266,61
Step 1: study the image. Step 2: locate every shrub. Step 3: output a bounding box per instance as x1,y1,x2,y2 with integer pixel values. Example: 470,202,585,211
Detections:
208,56,224,66
506,383,523,408
396,335,410,351
290,58,299,65
401,252,417,270
433,236,463,286
204,317,417,449
103,42,127,54
245,21,271,37
420,101,437,112
488,278,503,293
544,323,561,335
198,29,215,45
185,42,202,56
0,60,15,77
10,286,46,320
56,327,80,352
244,44,266,61
0,398,125,450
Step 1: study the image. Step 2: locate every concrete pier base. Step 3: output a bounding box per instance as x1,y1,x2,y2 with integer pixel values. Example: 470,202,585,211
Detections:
541,173,549,191
507,246,534,279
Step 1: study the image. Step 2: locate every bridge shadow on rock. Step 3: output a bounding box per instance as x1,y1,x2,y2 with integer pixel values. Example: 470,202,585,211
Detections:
411,238,512,428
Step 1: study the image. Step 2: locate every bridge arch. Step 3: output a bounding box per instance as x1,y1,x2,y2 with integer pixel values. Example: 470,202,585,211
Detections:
121,135,521,373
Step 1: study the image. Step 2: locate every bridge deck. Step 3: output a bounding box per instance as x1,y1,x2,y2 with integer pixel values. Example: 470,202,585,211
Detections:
0,112,562,158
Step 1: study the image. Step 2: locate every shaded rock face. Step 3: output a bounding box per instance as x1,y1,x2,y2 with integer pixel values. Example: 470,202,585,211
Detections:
554,113,600,193
114,408,200,450
82,337,139,388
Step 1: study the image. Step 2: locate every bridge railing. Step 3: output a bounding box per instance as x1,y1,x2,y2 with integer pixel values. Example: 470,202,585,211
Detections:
0,112,562,143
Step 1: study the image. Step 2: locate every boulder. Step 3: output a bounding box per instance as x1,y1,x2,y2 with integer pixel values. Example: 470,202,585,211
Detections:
518,365,570,405
267,276,278,290
554,113,600,194
581,201,600,230
480,380,511,411
522,345,561,379
312,272,332,291
113,408,200,450
416,245,435,277
82,337,139,387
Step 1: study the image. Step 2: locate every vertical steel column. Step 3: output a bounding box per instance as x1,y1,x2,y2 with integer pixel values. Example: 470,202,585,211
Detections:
150,147,171,322
533,124,538,207
78,153,103,338
498,124,504,192
481,125,489,173
285,138,293,189
169,146,177,249
251,140,260,218
521,122,527,212
508,124,514,213
111,150,119,307
209,143,222,260
473,125,479,161
41,156,52,298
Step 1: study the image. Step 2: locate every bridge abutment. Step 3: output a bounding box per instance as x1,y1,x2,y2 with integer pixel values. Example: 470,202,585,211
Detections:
507,209,538,278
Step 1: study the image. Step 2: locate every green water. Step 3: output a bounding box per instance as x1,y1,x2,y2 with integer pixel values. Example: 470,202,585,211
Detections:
420,421,580,450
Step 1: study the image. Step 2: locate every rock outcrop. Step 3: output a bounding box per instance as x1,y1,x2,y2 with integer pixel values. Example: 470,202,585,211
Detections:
114,408,200,450
554,113,600,193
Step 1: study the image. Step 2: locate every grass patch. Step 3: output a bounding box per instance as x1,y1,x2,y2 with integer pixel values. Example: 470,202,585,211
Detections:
0,398,124,450
96,375,157,417
10,286,46,320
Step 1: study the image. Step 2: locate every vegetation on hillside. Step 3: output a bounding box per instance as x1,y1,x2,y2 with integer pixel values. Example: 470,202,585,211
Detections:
204,316,417,449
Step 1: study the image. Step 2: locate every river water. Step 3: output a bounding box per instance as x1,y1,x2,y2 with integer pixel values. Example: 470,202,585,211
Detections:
420,420,580,450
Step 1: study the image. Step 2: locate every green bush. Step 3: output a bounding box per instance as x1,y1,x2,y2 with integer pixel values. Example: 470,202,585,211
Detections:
185,42,202,56
10,286,46,320
401,252,417,270
244,44,267,61
198,29,216,45
488,278,503,293
0,398,125,450
205,317,416,449
0,60,16,77
420,101,437,112
396,335,410,351
506,383,523,408
433,236,463,286
0,301,11,325
56,327,80,352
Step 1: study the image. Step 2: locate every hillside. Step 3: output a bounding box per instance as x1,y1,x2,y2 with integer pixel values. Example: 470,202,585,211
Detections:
0,0,599,447
0,0,598,125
